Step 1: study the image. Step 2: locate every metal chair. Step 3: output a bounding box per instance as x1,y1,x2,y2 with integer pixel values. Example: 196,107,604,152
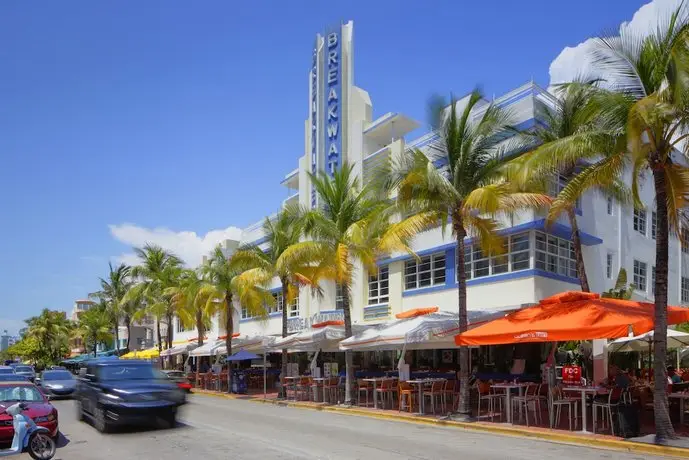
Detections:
357,379,372,407
423,380,445,415
551,386,578,430
477,381,504,422
398,381,416,413
511,384,541,426
593,387,623,435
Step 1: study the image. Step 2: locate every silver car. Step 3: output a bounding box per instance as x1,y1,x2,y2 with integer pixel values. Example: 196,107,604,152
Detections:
13,365,35,382
38,370,76,398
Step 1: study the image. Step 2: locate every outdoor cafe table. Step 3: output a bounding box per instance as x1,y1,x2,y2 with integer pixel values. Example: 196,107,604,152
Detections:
362,377,393,409
670,392,689,425
407,379,445,415
490,382,530,424
563,386,606,433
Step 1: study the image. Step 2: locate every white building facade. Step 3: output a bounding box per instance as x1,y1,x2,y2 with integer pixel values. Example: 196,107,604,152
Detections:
172,21,689,345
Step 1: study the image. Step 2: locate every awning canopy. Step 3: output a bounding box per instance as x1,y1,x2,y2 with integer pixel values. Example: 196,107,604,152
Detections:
214,335,278,355
121,347,160,360
190,340,224,357
339,309,508,351
455,291,689,346
273,323,369,352
608,328,689,353
160,343,198,357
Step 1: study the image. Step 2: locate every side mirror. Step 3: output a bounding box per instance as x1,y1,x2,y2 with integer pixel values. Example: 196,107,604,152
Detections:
34,378,41,385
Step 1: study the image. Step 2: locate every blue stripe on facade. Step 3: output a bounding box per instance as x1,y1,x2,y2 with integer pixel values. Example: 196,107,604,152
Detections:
377,219,603,267
401,268,579,298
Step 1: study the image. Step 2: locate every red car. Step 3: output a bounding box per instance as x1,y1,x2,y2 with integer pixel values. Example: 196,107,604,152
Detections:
0,381,58,442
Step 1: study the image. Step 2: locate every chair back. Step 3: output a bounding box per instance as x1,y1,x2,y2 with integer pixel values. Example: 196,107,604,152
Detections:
609,386,623,404
358,379,368,389
399,381,412,393
526,384,539,397
432,380,444,392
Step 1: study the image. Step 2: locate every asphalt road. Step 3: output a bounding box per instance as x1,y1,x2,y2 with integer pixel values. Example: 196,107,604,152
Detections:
29,395,664,459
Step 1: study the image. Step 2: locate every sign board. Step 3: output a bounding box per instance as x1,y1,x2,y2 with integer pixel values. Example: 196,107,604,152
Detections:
562,365,582,385
287,310,345,333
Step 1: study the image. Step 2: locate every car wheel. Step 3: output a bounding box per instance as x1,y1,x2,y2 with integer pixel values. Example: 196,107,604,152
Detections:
94,406,110,433
160,411,176,429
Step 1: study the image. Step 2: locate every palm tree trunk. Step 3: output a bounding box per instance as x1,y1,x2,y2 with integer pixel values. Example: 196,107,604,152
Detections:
166,313,174,349
156,319,162,353
196,311,204,386
566,207,590,292
340,283,353,405
125,316,132,351
454,214,471,418
113,320,120,353
281,279,289,399
225,293,234,394
652,167,675,441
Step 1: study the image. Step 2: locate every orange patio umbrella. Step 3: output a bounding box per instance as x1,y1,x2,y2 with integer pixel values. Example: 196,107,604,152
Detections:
455,291,689,346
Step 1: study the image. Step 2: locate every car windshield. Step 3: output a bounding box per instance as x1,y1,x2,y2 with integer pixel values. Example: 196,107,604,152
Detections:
14,367,32,373
0,385,43,402
42,371,73,381
0,375,24,381
99,365,163,381
0,369,14,375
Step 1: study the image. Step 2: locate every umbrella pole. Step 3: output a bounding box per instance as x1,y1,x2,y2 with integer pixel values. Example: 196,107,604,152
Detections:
263,352,267,400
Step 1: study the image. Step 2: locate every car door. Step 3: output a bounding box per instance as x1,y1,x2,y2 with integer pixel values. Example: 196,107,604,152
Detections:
80,365,99,414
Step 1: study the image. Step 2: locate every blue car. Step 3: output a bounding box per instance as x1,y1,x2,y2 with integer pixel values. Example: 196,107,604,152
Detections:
75,360,186,433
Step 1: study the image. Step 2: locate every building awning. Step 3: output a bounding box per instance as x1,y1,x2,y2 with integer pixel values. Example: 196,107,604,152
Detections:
160,343,198,357
189,340,225,357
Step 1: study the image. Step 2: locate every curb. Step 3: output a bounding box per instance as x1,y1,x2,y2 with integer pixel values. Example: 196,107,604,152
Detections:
191,390,688,458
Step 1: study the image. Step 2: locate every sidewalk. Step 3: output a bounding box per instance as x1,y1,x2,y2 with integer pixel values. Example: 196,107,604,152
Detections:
192,388,689,458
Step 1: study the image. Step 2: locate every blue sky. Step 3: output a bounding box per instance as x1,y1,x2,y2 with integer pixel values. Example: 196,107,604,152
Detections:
0,0,652,333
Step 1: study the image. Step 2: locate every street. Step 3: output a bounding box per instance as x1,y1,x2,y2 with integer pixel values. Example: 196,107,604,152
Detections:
26,395,662,459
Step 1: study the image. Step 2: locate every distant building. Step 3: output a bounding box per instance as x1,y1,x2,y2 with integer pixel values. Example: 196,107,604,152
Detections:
68,299,103,356
0,331,11,352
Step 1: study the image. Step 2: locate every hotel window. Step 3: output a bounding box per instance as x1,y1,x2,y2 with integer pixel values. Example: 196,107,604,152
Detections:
535,231,577,279
606,252,614,279
633,260,647,291
633,209,646,236
682,277,689,303
241,306,251,320
607,196,614,215
404,252,446,290
652,211,657,240
368,265,389,305
652,266,656,296
549,174,581,210
462,232,530,280
176,317,189,333
288,295,300,318
682,229,689,254
336,284,346,309
268,292,284,314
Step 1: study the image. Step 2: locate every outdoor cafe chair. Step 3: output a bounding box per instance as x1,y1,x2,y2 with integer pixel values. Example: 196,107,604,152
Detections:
551,386,578,431
398,381,416,413
357,379,372,407
511,383,541,427
477,382,503,422
296,377,312,401
323,377,339,404
593,386,622,435
441,380,458,412
423,380,445,415
375,379,395,409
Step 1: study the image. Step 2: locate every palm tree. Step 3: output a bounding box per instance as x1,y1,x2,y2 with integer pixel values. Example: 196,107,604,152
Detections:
298,163,431,405
26,309,73,364
507,82,629,292
601,268,634,300
574,4,689,440
126,244,183,352
232,205,315,396
385,91,550,418
199,246,272,393
90,263,131,353
75,305,113,357
167,268,208,348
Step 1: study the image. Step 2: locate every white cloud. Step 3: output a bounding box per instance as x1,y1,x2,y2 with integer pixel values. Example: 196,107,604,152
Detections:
109,223,243,267
548,0,683,86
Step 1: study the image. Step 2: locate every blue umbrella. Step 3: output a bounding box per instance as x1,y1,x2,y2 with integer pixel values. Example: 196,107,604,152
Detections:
225,350,259,362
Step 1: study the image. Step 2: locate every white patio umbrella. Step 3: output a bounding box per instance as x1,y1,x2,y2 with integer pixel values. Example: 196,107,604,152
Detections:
339,309,509,351
608,328,689,353
271,322,369,353
189,339,225,357
160,342,199,357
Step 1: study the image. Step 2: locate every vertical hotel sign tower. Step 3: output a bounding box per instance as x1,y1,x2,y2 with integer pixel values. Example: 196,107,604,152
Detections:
309,21,353,208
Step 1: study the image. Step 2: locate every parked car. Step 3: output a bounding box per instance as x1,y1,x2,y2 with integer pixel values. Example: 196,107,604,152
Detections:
13,366,35,382
0,367,15,376
75,360,186,433
0,375,27,382
37,370,77,399
0,381,59,442
48,366,66,371
162,370,192,392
